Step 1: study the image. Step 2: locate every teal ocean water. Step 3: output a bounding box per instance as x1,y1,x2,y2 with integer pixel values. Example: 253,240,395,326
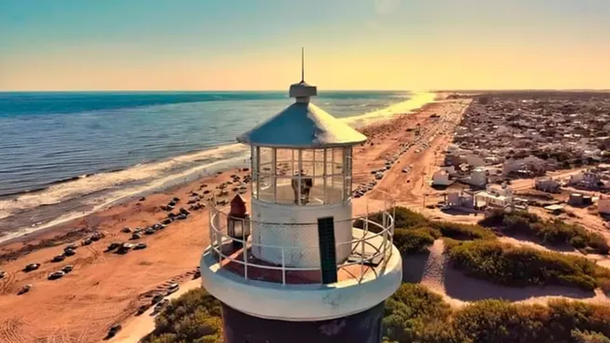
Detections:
0,90,435,238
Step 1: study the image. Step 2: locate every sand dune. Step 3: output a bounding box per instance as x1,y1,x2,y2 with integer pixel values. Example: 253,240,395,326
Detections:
403,239,609,308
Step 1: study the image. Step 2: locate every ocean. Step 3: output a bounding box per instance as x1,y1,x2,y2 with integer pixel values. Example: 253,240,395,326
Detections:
0,90,435,240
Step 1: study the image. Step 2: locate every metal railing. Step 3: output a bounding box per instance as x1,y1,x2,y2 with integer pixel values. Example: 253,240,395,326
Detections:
206,195,395,285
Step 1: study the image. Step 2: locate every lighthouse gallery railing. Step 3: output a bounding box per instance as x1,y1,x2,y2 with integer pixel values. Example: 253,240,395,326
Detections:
206,205,395,285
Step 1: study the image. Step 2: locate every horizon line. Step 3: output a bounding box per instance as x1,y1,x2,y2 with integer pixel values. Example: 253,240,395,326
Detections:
1,88,610,93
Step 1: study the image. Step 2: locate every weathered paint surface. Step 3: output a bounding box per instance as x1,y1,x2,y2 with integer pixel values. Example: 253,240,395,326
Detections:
221,302,385,343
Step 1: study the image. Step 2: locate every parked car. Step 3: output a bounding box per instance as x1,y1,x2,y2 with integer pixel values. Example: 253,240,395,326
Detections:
64,248,76,256
130,233,142,240
52,254,66,262
106,242,121,251
117,243,133,254
154,299,170,313
65,244,78,250
23,263,40,272
48,270,66,280
107,324,122,338
17,284,31,295
166,282,179,295
62,265,74,273
151,293,164,305
136,305,148,315
134,243,147,250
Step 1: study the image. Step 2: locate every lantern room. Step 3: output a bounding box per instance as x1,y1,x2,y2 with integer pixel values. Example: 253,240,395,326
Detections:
236,78,367,268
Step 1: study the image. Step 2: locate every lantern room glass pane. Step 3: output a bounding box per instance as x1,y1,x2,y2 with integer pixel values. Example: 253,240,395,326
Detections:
275,177,294,204
258,174,274,202
275,149,293,176
259,147,273,174
306,177,324,205
301,161,314,177
325,175,344,203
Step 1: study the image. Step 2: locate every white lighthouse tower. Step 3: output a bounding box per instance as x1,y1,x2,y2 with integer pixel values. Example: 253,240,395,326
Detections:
200,52,402,343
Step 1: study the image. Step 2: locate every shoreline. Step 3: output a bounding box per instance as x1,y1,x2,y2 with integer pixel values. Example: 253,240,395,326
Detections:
0,92,438,245
0,94,461,342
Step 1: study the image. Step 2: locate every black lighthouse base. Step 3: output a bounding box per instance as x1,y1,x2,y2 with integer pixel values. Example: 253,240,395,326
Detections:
221,301,385,343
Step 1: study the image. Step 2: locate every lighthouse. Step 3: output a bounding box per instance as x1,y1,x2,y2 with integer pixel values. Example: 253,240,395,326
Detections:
200,52,402,343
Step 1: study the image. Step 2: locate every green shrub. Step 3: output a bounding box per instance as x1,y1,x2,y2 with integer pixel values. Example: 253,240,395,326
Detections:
391,207,429,229
144,288,222,343
362,207,496,244
479,211,609,255
393,228,436,254
446,240,605,290
382,284,451,342
431,221,495,241
452,300,550,343
383,284,610,343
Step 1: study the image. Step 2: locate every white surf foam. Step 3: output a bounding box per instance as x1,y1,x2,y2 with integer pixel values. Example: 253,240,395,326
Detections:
0,144,248,220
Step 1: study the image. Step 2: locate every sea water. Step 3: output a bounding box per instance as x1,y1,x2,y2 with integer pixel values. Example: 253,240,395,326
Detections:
0,90,435,240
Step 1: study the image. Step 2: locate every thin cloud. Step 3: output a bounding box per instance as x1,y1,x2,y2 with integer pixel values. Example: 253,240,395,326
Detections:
374,0,401,14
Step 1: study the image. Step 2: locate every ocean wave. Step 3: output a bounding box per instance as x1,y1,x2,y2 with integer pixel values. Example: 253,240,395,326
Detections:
0,143,248,220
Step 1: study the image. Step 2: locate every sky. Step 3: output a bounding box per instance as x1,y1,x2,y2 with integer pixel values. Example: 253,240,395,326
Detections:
1,0,609,91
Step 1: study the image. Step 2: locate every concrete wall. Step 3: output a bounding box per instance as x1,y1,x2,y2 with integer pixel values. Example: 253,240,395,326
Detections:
250,199,353,268
221,301,385,343
200,243,402,322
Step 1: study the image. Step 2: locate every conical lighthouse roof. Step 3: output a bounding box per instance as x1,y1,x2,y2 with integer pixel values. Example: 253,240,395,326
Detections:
237,101,367,148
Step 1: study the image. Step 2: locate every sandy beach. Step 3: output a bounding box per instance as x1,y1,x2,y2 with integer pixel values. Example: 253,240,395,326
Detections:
0,94,465,342
6,95,605,343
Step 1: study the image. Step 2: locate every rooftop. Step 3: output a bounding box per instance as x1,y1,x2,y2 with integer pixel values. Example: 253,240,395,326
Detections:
236,49,367,148
236,95,367,148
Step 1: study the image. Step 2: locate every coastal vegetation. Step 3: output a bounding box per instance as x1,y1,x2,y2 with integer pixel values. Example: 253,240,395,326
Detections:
479,210,609,255
382,283,610,343
143,289,223,343
150,280,610,343
445,239,610,291
392,228,438,254
361,207,496,255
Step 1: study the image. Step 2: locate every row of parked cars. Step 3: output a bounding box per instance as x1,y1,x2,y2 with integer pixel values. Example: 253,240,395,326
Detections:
107,282,178,338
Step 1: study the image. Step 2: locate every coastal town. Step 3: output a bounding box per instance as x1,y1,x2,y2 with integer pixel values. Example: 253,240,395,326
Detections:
0,91,609,342
425,92,610,226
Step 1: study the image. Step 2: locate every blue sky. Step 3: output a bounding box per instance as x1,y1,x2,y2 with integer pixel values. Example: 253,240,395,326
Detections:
1,0,609,90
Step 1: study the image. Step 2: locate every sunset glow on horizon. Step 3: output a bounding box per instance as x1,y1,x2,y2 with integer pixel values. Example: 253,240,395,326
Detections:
1,0,609,91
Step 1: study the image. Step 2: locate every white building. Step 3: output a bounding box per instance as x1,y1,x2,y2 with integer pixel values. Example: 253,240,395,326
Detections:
467,168,488,187
432,170,452,186
200,63,402,342
570,170,603,189
447,191,475,208
535,177,560,193
474,184,514,209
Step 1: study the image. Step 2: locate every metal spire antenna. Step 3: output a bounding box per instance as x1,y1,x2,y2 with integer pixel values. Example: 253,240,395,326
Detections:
301,47,305,82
